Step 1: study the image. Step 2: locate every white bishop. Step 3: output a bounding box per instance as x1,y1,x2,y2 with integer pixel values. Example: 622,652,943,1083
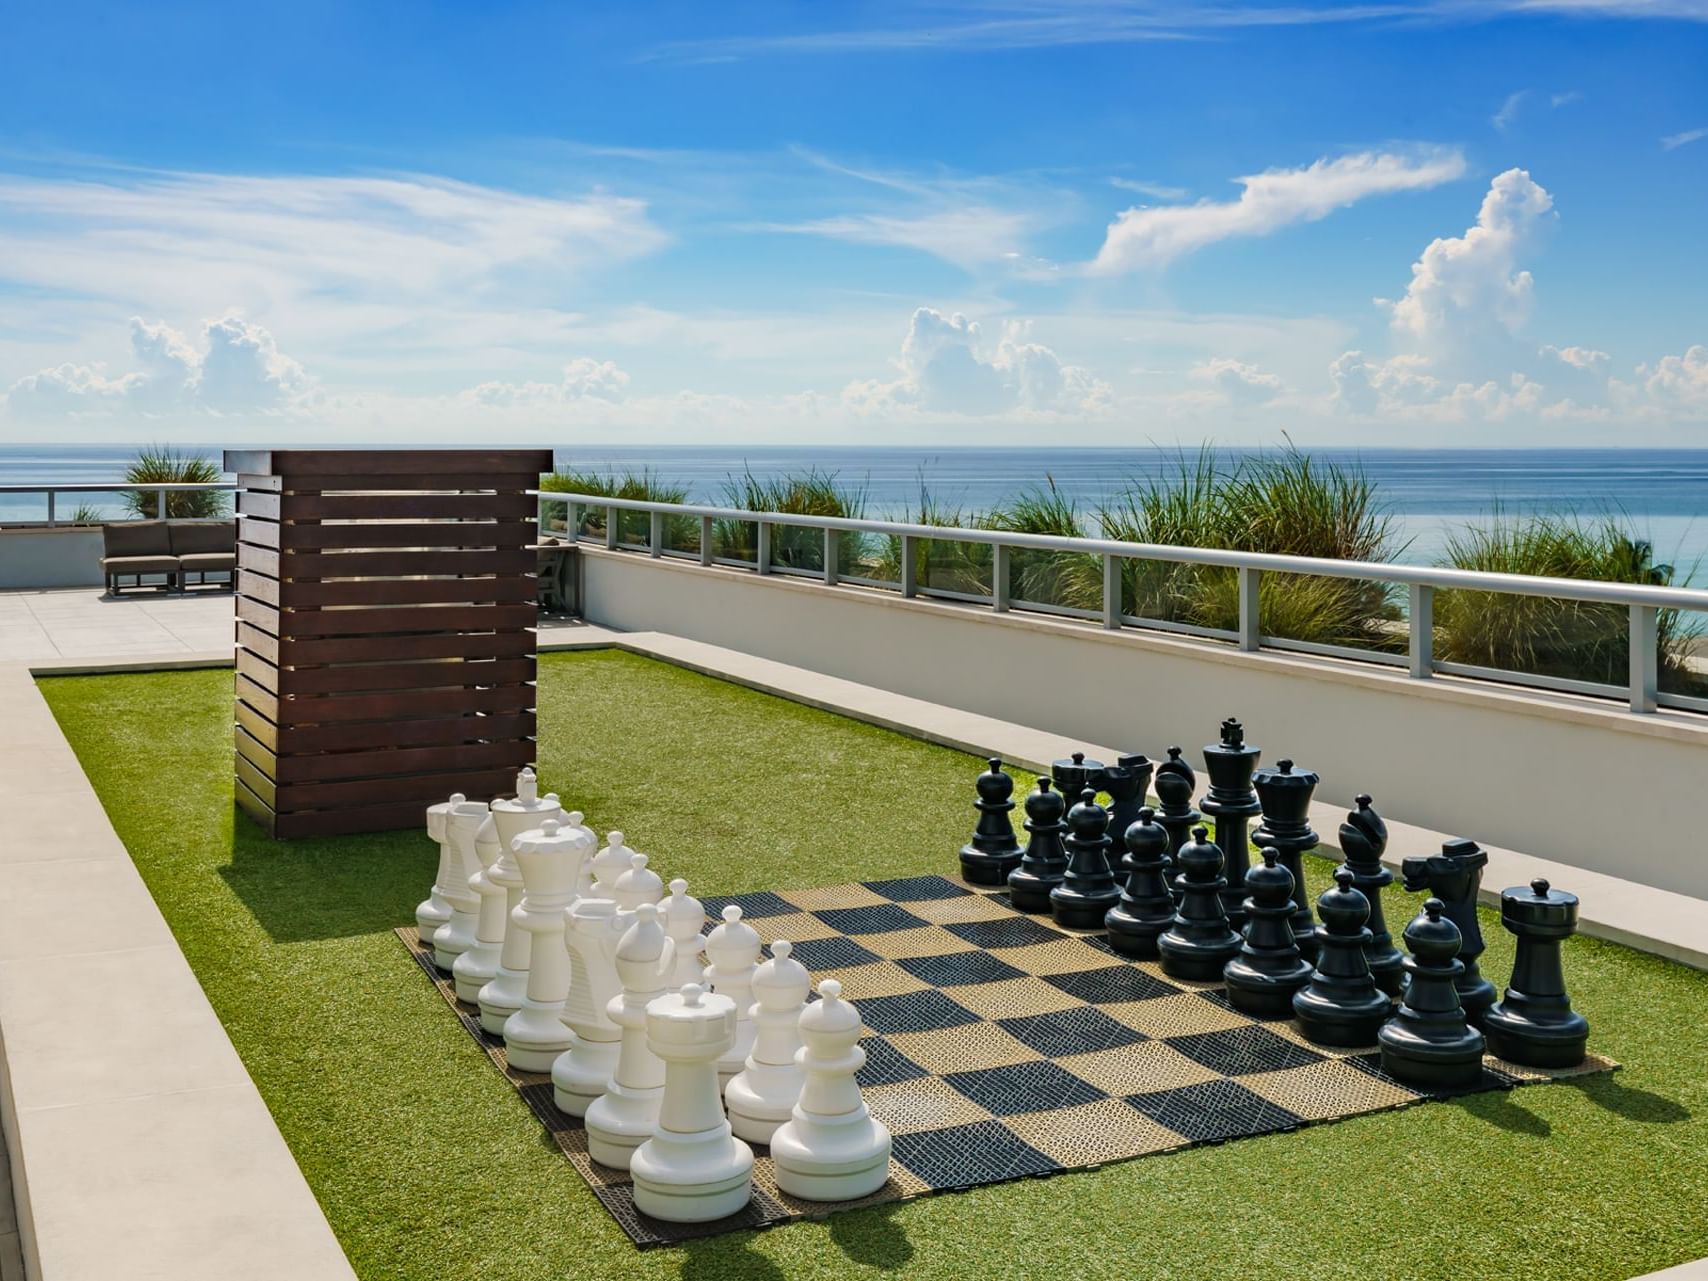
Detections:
584,903,675,1169
503,817,594,1072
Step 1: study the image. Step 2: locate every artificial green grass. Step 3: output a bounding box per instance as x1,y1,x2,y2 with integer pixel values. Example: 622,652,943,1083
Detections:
37,650,1708,1281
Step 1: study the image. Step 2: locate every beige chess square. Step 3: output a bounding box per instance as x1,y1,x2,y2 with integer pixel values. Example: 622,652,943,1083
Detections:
885,1021,1045,1074
859,925,980,960
828,961,933,1001
745,911,842,945
1484,1051,1619,1082
1105,991,1253,1039
1056,1040,1223,1096
996,937,1122,976
865,1076,997,1135
753,1156,925,1216
943,975,1084,1020
777,883,891,911
1241,1058,1421,1120
1002,1098,1183,1167
908,893,1020,926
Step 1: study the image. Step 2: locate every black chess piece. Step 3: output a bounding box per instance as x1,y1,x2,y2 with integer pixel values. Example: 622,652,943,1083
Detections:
1482,879,1590,1068
1292,868,1394,1047
1051,751,1104,810
1153,746,1200,901
1400,839,1497,1026
1007,777,1070,913
1337,794,1404,996
1098,753,1153,873
1105,807,1177,959
1051,789,1122,930
1157,825,1243,982
1252,758,1321,961
958,757,1024,886
1201,718,1262,932
1222,848,1314,1018
1378,898,1488,1089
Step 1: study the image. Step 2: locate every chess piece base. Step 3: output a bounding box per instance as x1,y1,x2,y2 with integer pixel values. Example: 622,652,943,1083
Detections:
1049,885,1120,931
726,1062,806,1145
551,1037,620,1116
959,846,1022,887
1005,871,1058,915
451,940,500,1004
1291,986,1392,1047
1157,933,1241,983
1456,977,1498,1028
630,1126,754,1223
431,909,478,973
1104,906,1171,960
1378,1019,1486,1089
1482,1004,1589,1068
1222,957,1313,1018
504,1002,575,1074
769,1108,893,1202
584,1081,664,1170
478,967,527,1036
415,900,450,951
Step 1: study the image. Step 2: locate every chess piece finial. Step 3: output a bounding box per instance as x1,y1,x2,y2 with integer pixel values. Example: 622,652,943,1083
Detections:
1378,897,1486,1087
1223,847,1314,1016
1292,867,1393,1047
1007,776,1071,913
1482,877,1589,1067
959,757,1024,886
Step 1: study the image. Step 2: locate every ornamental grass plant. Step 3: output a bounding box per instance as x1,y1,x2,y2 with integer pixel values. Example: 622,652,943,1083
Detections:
122,444,229,519
716,467,867,571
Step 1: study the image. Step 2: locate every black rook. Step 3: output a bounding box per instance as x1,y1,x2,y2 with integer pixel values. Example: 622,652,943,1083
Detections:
1482,879,1590,1068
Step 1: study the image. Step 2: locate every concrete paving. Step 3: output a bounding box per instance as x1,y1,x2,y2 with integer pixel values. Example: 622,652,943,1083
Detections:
0,587,233,662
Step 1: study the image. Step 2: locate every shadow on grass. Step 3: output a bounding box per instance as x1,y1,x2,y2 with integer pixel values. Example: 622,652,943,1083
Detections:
217,804,426,943
1572,1073,1692,1124
679,1231,787,1281
828,1200,914,1271
1452,1088,1552,1138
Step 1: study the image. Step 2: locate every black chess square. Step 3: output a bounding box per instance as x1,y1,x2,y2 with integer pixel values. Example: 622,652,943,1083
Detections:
862,875,971,902
700,891,798,920
1165,1025,1327,1076
855,989,983,1035
856,1035,931,1087
1043,965,1183,1005
1125,1079,1306,1143
997,1006,1147,1057
890,1119,1060,1188
813,904,930,935
895,951,1027,988
943,1060,1110,1117
783,936,882,971
945,916,1067,950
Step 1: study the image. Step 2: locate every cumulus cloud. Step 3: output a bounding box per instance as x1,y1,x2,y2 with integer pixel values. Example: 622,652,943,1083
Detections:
1090,148,1466,273
1190,357,1284,404
844,307,1110,416
462,357,631,408
1636,345,1708,406
4,315,309,419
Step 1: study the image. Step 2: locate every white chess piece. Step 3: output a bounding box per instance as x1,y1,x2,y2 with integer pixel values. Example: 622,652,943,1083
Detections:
552,859,628,1116
415,793,459,956
592,831,635,895
432,796,486,972
662,879,706,991
584,903,675,1169
503,818,594,1072
452,808,505,1004
703,905,761,1086
614,852,664,911
769,978,893,1202
629,983,754,1223
725,939,811,1143
477,773,562,1034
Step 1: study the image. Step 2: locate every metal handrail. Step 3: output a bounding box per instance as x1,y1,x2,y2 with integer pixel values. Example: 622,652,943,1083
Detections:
536,489,1707,716
0,481,236,527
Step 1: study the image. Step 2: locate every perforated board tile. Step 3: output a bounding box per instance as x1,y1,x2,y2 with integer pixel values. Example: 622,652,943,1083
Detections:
395,874,1615,1249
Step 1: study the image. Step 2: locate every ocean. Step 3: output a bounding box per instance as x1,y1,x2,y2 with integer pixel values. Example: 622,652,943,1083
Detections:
4,443,1706,574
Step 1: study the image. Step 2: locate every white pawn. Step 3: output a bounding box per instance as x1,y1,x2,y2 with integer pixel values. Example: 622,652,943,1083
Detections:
554,878,626,1116
452,808,504,1003
592,831,635,895
614,852,664,911
585,903,675,1169
770,979,892,1202
704,905,761,1086
630,983,754,1223
415,793,460,955
725,939,811,1144
663,879,707,991
478,773,563,1035
503,818,594,1072
432,797,486,972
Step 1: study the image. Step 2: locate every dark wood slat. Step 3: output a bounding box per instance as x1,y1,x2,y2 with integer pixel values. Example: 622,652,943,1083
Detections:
274,472,538,494
237,623,279,665
240,491,282,520
236,647,281,694
238,473,283,492
278,521,536,550
236,596,280,637
274,710,535,754
283,602,537,637
242,735,535,785
273,766,523,812
276,576,537,608
270,684,535,725
226,450,552,477
278,656,536,695
269,798,483,839
235,777,278,837
240,544,281,578
238,570,281,606
273,549,537,578
239,517,281,548
278,629,536,666
278,492,537,521
235,697,278,751
235,672,278,722
235,750,277,807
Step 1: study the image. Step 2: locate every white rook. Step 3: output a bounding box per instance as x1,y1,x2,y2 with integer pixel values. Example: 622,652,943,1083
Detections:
415,793,460,955
432,797,486,973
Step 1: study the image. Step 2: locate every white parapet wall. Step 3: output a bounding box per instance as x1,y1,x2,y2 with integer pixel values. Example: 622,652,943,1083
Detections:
581,547,1708,902
0,528,105,589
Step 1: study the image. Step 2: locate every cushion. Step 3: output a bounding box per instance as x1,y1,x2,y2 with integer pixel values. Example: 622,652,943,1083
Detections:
102,521,173,558
178,552,235,571
102,555,179,574
169,521,236,556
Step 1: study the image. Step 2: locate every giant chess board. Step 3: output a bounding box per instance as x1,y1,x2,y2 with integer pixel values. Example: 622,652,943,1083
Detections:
398,873,1613,1248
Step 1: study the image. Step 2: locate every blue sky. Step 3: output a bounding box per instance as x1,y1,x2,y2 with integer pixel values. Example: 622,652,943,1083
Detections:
1,1,1705,445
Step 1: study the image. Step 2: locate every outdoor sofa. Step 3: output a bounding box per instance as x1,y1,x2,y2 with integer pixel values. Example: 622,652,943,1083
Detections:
101,520,237,595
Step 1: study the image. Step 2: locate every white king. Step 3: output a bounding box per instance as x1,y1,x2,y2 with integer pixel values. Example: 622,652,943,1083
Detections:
503,818,594,1073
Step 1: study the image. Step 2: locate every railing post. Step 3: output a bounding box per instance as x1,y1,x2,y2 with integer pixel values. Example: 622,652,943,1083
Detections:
756,521,771,575
1630,604,1659,713
824,527,838,586
700,515,714,566
46,490,56,527
1237,567,1261,651
605,505,618,550
993,544,1010,612
1409,584,1434,679
649,510,663,558
157,486,169,521
1102,554,1121,630
901,535,917,598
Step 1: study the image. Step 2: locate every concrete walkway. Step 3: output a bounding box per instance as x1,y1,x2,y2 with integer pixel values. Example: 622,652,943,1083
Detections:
0,588,232,662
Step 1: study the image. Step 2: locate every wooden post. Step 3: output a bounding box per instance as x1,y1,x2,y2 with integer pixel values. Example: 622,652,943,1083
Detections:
224,449,552,838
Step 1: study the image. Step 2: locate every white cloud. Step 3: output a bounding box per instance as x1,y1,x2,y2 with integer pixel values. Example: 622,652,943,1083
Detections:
1541,344,1609,372
1550,90,1584,107
1493,90,1530,131
1108,177,1189,201
462,357,631,408
1190,357,1284,404
1089,148,1466,273
766,207,1035,271
4,315,310,420
1636,345,1708,406
844,307,1110,416
1661,126,1708,150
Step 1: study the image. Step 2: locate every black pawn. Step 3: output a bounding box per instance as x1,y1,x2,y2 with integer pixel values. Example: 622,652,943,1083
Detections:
959,757,1024,886
1482,879,1590,1068
1105,807,1176,959
1007,778,1069,914
1337,794,1404,996
1201,717,1262,932
1400,839,1496,1026
1378,898,1487,1089
1157,825,1243,982
1098,753,1153,872
1223,848,1314,1018
1051,751,1104,810
1153,746,1200,901
1252,758,1321,961
1292,868,1394,1047
1051,789,1121,930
